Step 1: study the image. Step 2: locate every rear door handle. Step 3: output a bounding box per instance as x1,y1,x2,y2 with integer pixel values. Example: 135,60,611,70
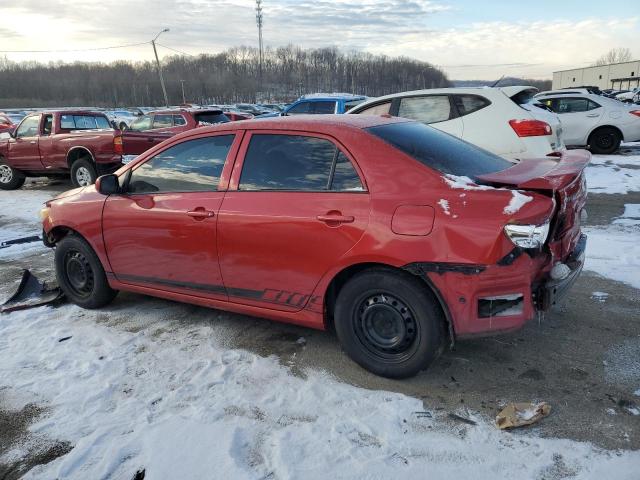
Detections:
187,209,215,219
316,214,354,224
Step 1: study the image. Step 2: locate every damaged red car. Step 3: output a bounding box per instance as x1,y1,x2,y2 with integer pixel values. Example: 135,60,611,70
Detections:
41,115,588,378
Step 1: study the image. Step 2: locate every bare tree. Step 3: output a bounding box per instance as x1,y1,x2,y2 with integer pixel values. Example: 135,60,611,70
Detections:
593,48,633,66
0,45,451,108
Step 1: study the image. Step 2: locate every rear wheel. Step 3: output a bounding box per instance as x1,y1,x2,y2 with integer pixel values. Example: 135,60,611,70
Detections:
55,235,117,309
588,127,621,154
70,158,97,187
0,161,26,190
334,268,445,378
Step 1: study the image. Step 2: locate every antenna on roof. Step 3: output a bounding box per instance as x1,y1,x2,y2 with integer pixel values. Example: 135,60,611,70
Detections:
490,75,505,88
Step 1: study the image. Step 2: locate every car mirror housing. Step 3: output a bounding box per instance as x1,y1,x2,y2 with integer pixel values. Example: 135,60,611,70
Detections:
96,174,120,195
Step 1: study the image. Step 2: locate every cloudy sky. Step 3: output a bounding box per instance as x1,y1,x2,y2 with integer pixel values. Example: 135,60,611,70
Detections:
1,0,638,80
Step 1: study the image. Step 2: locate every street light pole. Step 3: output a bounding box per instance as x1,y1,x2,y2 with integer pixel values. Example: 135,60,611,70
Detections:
152,28,170,107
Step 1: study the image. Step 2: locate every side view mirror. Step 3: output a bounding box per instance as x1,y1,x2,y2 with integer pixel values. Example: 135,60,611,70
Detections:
96,174,120,195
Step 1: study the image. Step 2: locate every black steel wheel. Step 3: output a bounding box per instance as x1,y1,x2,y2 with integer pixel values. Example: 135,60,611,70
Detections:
588,127,621,154
55,234,117,308
334,268,445,378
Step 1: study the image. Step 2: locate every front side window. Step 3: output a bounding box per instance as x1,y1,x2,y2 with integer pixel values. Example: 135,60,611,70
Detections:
311,101,336,114
356,101,391,115
286,102,311,115
238,134,363,192
15,115,40,138
129,115,152,131
152,114,173,129
397,96,452,124
367,121,511,178
127,135,234,194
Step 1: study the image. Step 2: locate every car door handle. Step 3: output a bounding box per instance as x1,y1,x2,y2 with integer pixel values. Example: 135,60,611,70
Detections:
187,209,215,219
586,113,599,117
316,214,354,224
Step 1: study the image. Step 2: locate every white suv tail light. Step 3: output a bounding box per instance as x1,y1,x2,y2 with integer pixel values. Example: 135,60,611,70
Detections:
509,119,552,137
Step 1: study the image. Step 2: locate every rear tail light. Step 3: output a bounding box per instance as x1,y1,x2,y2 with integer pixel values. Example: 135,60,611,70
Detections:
509,119,552,137
113,135,123,155
630,110,640,118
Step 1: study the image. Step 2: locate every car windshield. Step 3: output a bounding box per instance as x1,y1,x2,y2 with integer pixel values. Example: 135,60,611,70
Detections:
367,121,512,178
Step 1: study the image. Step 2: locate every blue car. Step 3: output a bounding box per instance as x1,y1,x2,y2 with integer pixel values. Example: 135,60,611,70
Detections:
256,94,367,118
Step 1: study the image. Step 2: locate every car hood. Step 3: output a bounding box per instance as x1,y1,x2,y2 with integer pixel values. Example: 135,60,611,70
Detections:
51,186,88,202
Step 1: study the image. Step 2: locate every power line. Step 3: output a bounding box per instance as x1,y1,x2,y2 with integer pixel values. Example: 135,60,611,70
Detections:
0,41,151,54
155,42,194,57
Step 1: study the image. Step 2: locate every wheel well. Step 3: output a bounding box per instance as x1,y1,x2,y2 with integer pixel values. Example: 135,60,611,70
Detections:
588,125,624,142
46,226,81,245
66,148,94,168
324,262,454,345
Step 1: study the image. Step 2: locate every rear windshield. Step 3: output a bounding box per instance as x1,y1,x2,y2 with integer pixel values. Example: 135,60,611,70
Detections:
510,90,537,106
60,114,111,130
195,112,230,125
366,121,512,177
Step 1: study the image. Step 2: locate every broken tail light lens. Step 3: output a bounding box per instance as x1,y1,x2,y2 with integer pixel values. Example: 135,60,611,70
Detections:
504,221,550,249
509,119,552,137
629,110,640,118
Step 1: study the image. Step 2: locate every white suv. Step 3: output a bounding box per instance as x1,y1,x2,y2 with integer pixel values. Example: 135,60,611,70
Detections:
348,87,563,162
535,92,640,154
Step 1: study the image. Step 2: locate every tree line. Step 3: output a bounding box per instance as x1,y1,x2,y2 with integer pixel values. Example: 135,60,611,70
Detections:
0,45,451,108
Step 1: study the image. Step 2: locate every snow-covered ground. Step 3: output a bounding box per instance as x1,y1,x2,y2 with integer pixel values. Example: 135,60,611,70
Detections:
0,147,639,479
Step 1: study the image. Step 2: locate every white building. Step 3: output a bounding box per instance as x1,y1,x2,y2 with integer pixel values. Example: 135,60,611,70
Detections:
552,60,640,90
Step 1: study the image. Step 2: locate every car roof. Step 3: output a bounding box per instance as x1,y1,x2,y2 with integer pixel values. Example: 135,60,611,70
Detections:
171,114,410,140
296,94,367,102
150,108,224,115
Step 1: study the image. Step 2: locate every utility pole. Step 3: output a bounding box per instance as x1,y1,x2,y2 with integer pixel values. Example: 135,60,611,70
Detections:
255,0,264,97
152,28,170,107
180,80,186,104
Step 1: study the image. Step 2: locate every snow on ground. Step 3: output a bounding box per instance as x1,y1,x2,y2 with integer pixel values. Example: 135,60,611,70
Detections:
584,204,640,289
2,305,640,480
586,145,640,194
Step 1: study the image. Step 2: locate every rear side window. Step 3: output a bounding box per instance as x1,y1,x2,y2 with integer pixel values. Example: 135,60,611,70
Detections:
344,99,365,112
397,96,452,124
194,112,230,125
356,101,391,115
60,115,111,130
312,101,336,114
367,122,511,178
452,95,490,116
127,135,234,193
153,114,173,129
239,134,364,192
173,115,187,126
553,97,600,113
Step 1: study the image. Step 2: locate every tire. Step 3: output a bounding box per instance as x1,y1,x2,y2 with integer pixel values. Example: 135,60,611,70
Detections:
0,160,26,190
588,127,621,154
334,268,445,378
55,234,117,309
70,157,97,187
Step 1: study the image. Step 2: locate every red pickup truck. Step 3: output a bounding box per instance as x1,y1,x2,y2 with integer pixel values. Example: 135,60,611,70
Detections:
0,111,123,190
122,108,249,155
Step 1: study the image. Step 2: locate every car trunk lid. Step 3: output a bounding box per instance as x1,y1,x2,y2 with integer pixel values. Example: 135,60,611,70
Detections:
477,149,590,260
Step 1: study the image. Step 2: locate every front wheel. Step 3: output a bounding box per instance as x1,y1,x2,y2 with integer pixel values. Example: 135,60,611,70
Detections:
334,268,445,378
588,127,621,154
55,235,117,309
0,161,26,190
70,158,97,187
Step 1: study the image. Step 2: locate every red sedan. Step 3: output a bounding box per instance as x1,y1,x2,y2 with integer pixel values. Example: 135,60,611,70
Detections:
41,115,588,378
0,114,16,134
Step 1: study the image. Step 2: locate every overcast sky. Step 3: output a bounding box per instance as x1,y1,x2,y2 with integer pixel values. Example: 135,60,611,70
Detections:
1,0,638,80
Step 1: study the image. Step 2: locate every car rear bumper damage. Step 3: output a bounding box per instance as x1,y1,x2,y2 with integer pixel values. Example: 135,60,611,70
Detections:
405,233,587,339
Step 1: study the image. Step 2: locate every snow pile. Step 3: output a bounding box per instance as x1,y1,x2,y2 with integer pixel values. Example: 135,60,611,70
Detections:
1,305,639,479
503,190,533,215
613,204,640,226
443,174,495,191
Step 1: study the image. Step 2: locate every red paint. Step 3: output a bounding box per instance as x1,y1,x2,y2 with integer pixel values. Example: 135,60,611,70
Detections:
0,110,122,175
44,115,589,338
